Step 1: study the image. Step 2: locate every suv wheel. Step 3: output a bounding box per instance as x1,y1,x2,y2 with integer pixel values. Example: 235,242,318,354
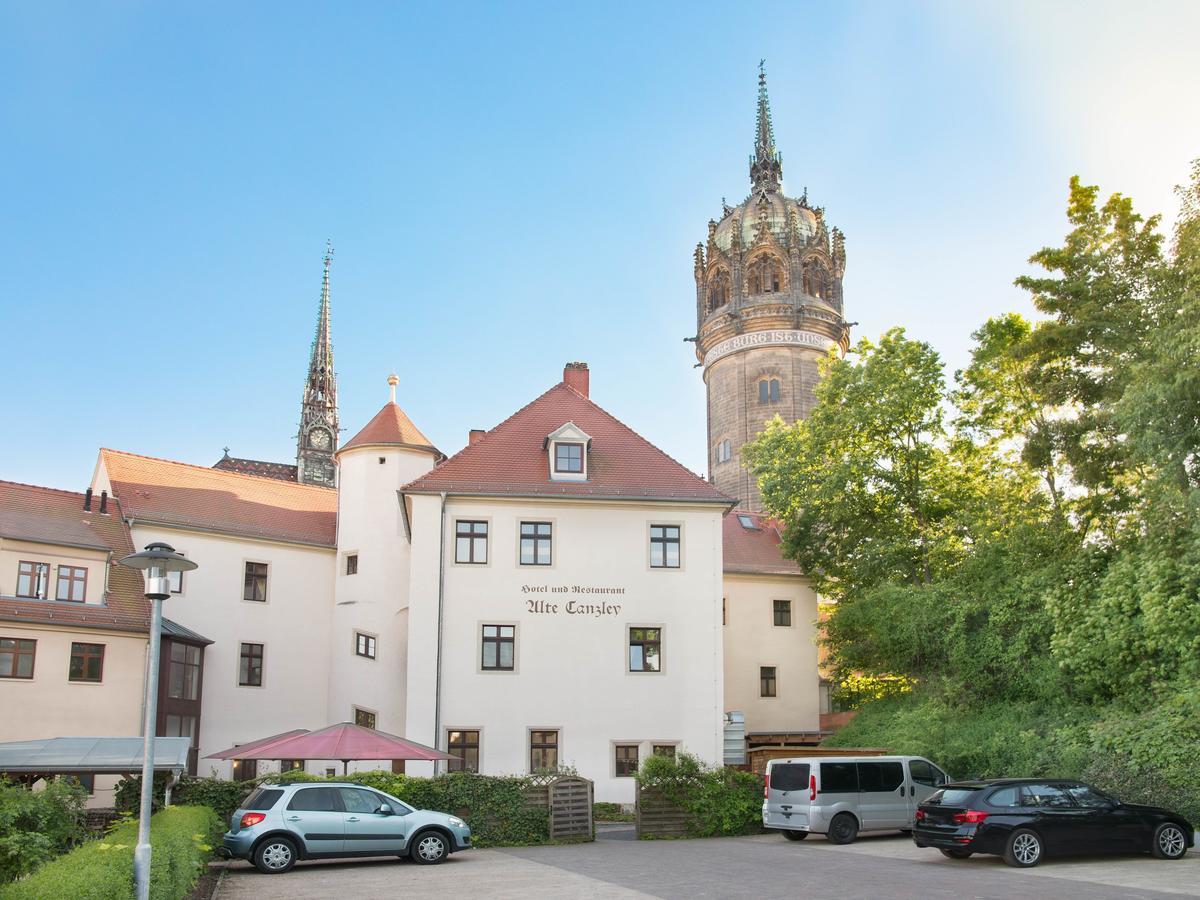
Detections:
1004,829,1043,867
411,830,449,865
1152,823,1188,859
826,813,859,845
254,836,298,874
781,830,808,841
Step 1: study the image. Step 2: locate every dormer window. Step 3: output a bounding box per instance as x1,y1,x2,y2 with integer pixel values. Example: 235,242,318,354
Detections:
546,422,592,482
555,443,583,473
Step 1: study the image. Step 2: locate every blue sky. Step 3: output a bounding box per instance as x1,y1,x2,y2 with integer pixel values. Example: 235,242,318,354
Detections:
2,0,1197,490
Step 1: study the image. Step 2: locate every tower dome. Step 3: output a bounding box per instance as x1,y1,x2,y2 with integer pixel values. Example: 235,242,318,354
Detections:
693,64,851,511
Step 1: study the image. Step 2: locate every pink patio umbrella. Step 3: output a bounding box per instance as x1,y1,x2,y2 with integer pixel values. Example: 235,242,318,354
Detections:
206,722,457,774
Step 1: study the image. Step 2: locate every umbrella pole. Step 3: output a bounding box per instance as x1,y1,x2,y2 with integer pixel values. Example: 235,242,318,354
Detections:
343,760,349,776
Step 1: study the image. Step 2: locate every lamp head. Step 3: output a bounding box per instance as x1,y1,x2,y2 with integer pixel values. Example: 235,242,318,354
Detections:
119,542,197,600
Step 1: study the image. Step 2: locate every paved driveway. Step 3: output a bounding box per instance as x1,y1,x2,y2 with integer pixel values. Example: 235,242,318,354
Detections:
215,831,1200,900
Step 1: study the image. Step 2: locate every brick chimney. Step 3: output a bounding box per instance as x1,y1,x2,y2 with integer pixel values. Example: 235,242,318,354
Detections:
563,362,589,398
468,429,486,445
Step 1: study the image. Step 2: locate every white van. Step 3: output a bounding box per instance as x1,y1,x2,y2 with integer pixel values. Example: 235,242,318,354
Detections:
763,755,950,844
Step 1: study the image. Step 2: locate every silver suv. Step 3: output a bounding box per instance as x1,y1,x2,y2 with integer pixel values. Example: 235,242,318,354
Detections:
220,782,472,873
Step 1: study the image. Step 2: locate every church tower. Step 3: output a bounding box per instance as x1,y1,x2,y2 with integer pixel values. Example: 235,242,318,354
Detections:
693,65,850,511
296,244,339,486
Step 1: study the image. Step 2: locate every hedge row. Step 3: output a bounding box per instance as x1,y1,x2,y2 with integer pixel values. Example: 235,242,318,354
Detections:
117,770,550,847
637,752,765,838
0,805,222,900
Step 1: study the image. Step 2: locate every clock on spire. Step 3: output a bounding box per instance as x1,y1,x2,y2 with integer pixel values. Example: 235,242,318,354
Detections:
297,242,339,486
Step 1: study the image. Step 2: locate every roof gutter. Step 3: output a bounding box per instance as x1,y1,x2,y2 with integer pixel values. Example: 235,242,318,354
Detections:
402,489,738,508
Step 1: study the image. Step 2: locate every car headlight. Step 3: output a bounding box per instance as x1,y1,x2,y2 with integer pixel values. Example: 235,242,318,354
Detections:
448,816,466,828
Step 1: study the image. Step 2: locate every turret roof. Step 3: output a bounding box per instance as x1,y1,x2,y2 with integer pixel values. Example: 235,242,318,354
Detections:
340,402,441,456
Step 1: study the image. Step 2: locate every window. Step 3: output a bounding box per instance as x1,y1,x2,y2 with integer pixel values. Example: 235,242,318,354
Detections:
715,439,731,464
908,759,948,787
760,666,777,697
707,270,731,313
0,638,36,679
167,642,201,700
238,643,263,686
820,761,859,793
340,787,385,814
54,566,87,602
447,730,480,773
481,625,515,671
243,562,268,602
773,600,792,627
168,553,186,593
355,632,377,660
242,788,285,811
520,522,552,566
987,786,1019,807
1020,783,1074,809
737,514,757,529
280,760,305,773
455,521,488,564
615,744,639,777
857,761,904,792
554,442,583,473
232,758,258,780
628,627,661,672
163,714,196,743
758,378,781,404
530,730,558,772
69,642,104,682
354,707,377,729
652,744,677,760
287,787,339,812
649,525,680,568
15,562,49,600
1066,784,1115,808
346,554,358,576
770,763,810,792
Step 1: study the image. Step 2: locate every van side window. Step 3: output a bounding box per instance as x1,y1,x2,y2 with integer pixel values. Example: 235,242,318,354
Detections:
858,761,903,792
770,763,809,792
820,762,858,793
909,759,936,786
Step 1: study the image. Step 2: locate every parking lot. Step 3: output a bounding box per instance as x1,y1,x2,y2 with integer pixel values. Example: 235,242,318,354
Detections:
215,830,1200,899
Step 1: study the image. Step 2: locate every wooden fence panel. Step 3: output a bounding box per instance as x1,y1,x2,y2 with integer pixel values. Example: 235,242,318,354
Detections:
635,785,689,838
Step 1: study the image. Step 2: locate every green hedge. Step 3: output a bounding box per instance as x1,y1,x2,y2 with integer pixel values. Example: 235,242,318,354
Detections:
115,774,250,825
637,752,764,838
0,779,88,883
0,805,221,900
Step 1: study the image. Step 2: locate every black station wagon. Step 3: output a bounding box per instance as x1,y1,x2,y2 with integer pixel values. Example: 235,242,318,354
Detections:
912,779,1192,867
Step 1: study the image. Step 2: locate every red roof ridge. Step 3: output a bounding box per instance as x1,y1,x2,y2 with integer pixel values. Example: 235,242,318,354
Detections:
101,448,334,493
0,479,90,499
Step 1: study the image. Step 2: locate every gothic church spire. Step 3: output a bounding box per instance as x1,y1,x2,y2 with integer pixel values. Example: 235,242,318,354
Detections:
296,242,339,485
750,61,783,194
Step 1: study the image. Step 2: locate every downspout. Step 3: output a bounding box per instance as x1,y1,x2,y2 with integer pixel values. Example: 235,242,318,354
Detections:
433,492,448,775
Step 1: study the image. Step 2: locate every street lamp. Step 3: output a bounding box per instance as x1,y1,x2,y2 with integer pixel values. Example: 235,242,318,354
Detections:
119,542,197,900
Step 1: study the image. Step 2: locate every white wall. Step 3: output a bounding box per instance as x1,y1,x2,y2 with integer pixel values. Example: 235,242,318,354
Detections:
328,444,436,733
124,525,335,779
722,573,820,735
405,495,726,802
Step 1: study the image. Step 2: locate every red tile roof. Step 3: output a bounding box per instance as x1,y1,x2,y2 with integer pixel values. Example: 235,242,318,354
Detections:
101,449,337,547
722,509,804,576
213,455,298,482
0,480,149,633
340,402,441,457
403,382,734,503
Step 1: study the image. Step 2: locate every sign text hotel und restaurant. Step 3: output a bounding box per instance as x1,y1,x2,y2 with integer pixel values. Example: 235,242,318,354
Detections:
522,583,625,617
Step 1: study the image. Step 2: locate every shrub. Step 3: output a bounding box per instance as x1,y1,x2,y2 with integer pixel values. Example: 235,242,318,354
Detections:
115,775,252,825
0,779,87,883
1,804,221,900
637,752,764,838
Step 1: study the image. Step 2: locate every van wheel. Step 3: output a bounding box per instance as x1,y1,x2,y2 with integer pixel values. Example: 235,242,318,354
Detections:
1152,823,1188,859
781,830,808,841
1003,829,1043,867
253,836,297,874
939,847,972,859
826,813,859,845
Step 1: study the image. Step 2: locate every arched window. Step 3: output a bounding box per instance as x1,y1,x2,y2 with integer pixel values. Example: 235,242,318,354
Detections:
803,260,828,299
757,378,781,404
746,255,783,296
706,270,731,313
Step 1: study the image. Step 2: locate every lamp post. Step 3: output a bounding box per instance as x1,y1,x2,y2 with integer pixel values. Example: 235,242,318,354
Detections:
119,542,197,900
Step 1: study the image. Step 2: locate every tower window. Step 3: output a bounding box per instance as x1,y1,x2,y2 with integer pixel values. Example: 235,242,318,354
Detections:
748,255,783,295
758,379,781,404
716,439,731,464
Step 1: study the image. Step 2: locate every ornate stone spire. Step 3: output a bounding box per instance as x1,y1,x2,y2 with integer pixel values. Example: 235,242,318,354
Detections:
296,241,340,485
750,61,783,193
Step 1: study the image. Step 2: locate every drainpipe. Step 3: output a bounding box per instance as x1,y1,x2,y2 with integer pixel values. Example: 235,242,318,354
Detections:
433,492,448,775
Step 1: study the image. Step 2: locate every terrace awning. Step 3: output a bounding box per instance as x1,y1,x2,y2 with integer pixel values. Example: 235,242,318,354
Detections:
0,736,192,774
206,722,455,764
